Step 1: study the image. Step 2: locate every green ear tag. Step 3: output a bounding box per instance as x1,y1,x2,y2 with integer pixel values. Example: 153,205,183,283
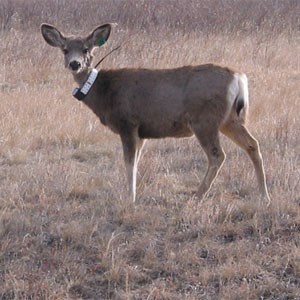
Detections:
98,36,106,46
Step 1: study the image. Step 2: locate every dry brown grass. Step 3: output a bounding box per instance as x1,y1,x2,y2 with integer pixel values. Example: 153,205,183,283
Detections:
1,0,300,299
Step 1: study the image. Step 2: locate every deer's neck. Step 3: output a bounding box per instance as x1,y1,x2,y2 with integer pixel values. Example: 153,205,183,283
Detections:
72,68,92,86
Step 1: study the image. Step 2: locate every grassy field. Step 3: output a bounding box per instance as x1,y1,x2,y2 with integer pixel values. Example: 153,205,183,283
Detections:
0,0,300,299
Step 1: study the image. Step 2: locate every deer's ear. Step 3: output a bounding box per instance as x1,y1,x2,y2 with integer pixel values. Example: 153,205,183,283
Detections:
41,23,66,48
87,24,111,48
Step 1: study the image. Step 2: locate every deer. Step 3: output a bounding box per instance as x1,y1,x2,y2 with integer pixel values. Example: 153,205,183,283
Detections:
41,23,270,203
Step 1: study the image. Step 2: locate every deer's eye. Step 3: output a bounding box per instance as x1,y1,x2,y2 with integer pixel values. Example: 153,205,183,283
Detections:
63,49,69,55
83,48,89,54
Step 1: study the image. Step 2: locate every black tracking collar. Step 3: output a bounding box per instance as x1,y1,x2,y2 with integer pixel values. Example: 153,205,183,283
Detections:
72,69,98,101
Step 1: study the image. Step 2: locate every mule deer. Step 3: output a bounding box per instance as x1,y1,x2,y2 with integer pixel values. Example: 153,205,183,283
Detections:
41,23,270,203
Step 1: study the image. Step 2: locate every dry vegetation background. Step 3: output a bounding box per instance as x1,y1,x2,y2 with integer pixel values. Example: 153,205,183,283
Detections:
0,0,299,299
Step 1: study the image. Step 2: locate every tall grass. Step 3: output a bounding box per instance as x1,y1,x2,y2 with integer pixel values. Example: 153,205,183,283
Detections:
0,0,299,299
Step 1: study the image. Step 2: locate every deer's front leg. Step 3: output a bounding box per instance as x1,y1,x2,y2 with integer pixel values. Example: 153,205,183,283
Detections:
120,132,141,202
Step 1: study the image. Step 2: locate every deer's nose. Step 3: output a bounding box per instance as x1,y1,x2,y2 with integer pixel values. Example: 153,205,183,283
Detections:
69,61,81,71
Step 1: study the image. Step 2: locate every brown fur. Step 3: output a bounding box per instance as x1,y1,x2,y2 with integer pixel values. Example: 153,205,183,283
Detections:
41,23,270,203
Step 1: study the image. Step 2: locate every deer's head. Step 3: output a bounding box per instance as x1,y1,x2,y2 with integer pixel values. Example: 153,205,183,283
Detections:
41,24,111,74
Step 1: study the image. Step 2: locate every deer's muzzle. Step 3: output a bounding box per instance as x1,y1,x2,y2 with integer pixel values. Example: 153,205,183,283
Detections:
69,61,81,72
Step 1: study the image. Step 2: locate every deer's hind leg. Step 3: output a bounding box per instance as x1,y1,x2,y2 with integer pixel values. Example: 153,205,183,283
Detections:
191,123,226,199
220,122,270,202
